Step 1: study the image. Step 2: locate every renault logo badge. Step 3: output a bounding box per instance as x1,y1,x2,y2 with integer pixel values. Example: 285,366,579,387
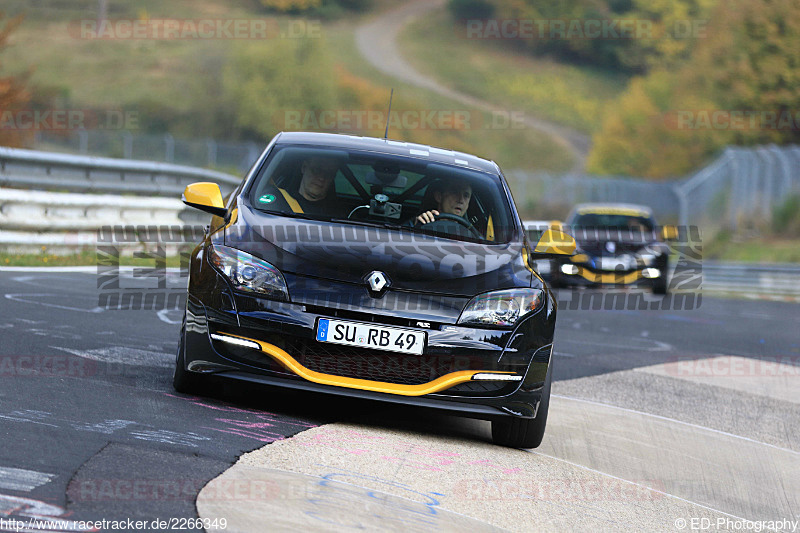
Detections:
366,271,390,296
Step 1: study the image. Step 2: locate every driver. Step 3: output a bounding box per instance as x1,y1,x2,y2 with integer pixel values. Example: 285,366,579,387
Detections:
415,178,472,225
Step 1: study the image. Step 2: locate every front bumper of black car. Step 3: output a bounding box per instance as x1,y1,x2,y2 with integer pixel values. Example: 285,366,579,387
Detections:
181,282,556,421
552,258,666,288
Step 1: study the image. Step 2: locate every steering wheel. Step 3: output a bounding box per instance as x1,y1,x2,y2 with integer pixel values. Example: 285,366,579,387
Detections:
423,213,483,239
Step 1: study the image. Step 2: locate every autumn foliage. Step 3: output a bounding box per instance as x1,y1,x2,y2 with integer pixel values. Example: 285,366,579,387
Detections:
0,12,30,148
589,0,800,177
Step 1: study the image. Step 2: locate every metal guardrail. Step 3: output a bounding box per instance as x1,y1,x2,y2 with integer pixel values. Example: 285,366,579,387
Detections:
702,262,800,298
1,148,799,301
0,146,242,196
0,147,245,252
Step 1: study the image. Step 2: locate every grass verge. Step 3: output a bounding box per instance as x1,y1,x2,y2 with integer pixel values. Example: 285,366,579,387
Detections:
5,1,572,172
0,249,189,267
399,7,628,135
704,233,800,263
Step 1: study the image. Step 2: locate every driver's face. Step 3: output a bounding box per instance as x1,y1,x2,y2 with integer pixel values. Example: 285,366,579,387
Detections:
299,157,338,201
436,184,472,217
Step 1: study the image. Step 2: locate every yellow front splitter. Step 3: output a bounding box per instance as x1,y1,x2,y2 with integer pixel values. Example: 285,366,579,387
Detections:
214,332,518,396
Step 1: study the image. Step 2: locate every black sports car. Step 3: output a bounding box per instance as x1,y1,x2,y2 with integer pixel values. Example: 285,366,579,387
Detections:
550,203,674,294
175,132,575,448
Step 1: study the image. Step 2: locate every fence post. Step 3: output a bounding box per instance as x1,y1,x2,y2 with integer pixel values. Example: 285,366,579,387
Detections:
728,149,741,230
123,131,133,159
164,134,174,163
78,131,89,154
207,139,217,168
757,147,773,222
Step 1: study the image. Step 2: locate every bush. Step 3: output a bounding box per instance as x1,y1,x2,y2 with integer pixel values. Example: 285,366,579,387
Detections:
772,195,800,238
448,0,495,20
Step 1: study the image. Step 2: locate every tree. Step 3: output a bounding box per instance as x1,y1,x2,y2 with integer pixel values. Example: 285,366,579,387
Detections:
588,0,800,177
0,12,30,148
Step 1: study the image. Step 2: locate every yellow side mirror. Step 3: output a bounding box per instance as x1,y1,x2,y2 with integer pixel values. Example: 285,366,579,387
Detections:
533,229,576,256
183,182,227,218
661,225,679,241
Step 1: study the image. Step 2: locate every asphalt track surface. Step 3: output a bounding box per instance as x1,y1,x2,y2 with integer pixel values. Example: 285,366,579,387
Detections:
1,268,798,532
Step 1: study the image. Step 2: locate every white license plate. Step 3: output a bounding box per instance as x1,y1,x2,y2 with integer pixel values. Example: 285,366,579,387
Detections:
599,257,631,271
315,318,426,355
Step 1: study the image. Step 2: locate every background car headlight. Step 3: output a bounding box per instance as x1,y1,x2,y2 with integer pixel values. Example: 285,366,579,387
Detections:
209,245,289,300
637,245,663,266
458,289,544,327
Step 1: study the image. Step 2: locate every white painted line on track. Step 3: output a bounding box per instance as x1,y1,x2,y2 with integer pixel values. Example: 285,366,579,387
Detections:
0,466,55,492
0,266,98,273
52,346,173,368
560,337,673,352
157,308,182,325
4,293,106,313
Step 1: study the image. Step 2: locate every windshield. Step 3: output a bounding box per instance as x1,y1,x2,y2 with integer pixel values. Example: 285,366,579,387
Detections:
570,213,655,232
247,145,516,244
567,212,657,242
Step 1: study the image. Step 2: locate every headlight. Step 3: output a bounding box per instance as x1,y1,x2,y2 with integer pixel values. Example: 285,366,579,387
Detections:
458,289,544,327
638,246,662,267
209,245,289,300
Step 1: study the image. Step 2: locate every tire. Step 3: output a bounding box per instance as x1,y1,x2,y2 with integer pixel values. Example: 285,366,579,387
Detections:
172,318,203,394
652,259,669,295
492,361,553,449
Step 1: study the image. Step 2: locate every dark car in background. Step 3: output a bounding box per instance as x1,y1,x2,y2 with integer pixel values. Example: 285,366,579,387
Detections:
174,132,575,448
550,203,674,294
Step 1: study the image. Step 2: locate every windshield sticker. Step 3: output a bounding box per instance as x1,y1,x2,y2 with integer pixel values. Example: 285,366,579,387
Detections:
259,194,277,204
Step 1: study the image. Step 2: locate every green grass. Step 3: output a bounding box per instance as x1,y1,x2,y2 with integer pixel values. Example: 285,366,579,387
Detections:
399,8,629,134
704,233,800,263
1,249,190,267
323,24,573,171
3,0,572,172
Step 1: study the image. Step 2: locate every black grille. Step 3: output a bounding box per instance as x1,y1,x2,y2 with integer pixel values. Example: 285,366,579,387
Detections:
442,381,513,395
286,338,464,385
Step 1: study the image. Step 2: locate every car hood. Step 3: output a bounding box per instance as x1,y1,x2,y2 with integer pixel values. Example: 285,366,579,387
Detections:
225,204,534,297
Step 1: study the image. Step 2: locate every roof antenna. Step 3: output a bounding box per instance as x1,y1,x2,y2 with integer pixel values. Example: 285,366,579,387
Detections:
383,88,394,140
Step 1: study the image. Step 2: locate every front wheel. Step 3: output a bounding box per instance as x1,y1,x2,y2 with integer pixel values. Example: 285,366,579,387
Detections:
652,259,669,295
491,361,553,448
172,318,203,394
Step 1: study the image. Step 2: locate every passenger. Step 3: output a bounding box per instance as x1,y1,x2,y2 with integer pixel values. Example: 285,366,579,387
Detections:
269,156,341,216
